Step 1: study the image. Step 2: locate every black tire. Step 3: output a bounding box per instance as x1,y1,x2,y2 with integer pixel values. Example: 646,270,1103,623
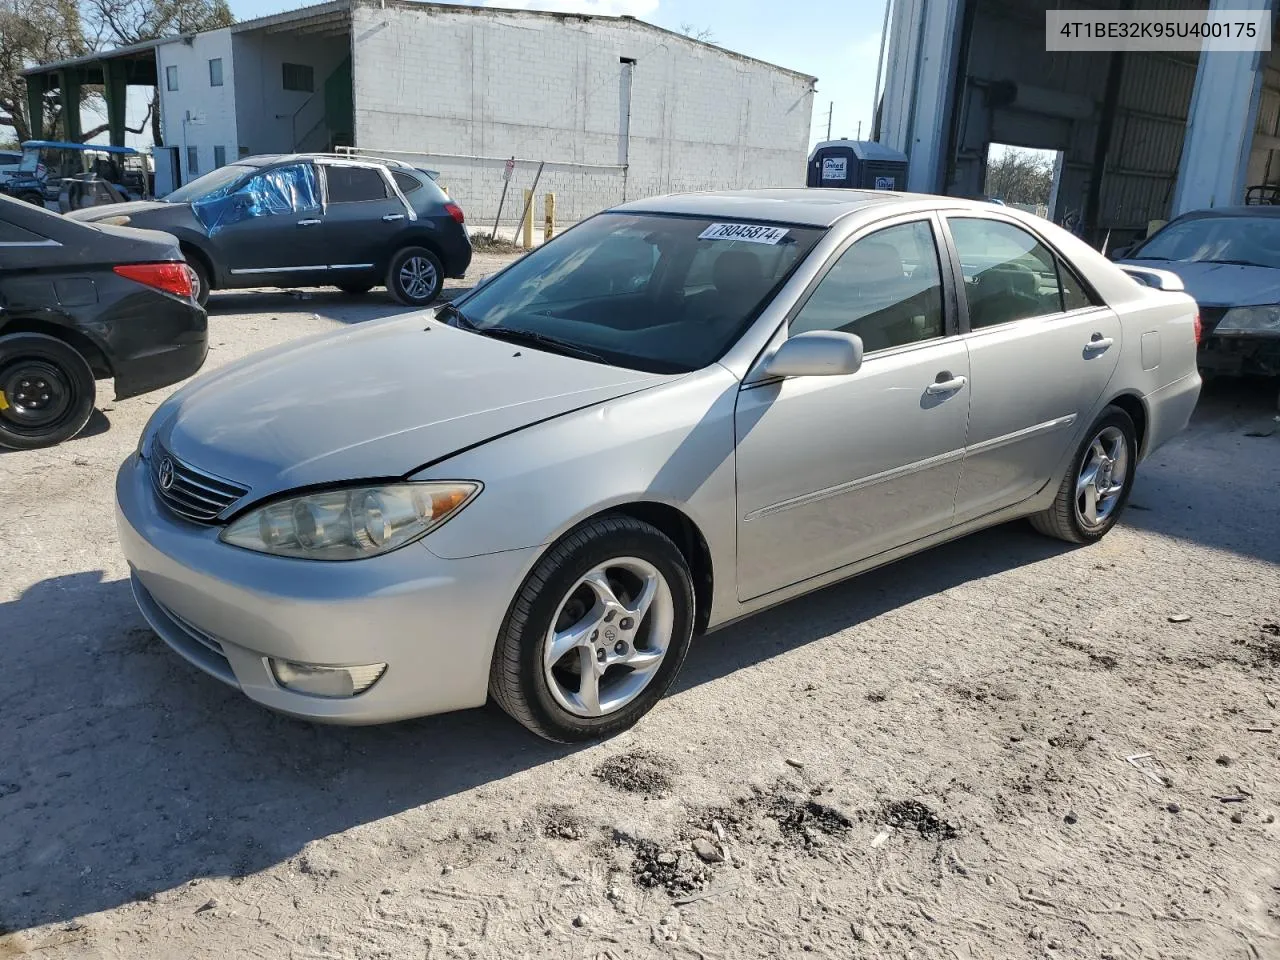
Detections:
1030,405,1137,544
489,514,696,743
18,191,44,206
0,334,96,450
386,247,444,306
184,253,211,307
335,281,375,295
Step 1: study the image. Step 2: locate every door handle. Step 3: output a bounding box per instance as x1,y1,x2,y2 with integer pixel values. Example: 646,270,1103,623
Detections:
1084,334,1114,352
925,374,967,395
382,213,405,222
297,219,321,227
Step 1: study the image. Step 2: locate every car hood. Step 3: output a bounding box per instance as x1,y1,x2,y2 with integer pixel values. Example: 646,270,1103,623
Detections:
154,314,674,504
1118,258,1280,307
67,199,176,222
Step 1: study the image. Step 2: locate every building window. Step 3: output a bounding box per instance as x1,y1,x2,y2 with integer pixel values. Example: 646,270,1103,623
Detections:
166,65,178,91
214,145,226,168
187,146,199,177
282,62,314,93
209,58,223,86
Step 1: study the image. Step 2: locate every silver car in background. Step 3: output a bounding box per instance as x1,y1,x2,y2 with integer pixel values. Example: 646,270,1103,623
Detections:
116,190,1201,742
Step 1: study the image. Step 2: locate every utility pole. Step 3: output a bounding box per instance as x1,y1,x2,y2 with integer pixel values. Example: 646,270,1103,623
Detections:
857,121,862,140
826,101,833,140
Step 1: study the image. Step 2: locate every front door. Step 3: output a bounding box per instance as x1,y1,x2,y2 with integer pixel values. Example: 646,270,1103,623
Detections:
943,215,1123,522
735,217,972,601
210,162,331,281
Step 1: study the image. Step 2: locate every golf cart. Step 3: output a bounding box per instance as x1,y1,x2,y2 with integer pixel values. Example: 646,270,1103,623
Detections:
0,141,151,211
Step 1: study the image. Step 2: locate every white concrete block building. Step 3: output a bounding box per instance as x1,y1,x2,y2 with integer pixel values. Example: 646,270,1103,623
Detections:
143,0,815,221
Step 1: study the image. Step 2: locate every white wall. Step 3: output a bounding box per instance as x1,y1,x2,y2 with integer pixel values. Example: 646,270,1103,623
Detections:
155,29,237,184
349,5,814,223
231,30,350,156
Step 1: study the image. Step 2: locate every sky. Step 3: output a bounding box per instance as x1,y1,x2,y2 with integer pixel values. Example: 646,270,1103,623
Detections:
87,0,889,152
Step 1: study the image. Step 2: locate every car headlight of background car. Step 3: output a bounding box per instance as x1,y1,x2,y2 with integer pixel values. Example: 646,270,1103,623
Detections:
1215,305,1280,335
220,482,480,560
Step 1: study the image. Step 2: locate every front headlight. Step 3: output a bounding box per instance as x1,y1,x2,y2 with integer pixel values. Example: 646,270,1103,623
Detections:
219,482,480,560
1216,305,1280,335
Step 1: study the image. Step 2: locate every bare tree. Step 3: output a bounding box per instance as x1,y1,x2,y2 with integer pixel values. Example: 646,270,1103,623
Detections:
984,147,1055,206
678,22,717,44
0,0,231,144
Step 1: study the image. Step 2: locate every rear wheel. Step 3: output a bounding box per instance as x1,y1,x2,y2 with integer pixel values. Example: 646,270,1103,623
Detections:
184,253,211,307
387,247,444,306
489,515,696,742
1030,406,1137,544
0,334,96,450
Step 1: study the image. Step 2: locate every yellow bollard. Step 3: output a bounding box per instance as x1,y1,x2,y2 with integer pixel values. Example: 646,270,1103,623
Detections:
544,192,556,242
522,189,534,249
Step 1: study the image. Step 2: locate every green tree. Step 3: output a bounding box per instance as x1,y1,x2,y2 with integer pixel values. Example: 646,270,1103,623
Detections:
984,147,1055,206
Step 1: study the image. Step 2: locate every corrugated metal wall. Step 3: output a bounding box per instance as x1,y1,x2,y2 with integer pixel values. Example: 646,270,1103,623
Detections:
1247,50,1280,188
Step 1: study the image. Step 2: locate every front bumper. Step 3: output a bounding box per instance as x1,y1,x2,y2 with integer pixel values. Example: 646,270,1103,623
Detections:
1198,332,1280,378
115,452,538,724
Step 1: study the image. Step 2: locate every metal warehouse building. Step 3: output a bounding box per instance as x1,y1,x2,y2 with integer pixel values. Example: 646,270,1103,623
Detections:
877,0,1277,248
23,0,816,223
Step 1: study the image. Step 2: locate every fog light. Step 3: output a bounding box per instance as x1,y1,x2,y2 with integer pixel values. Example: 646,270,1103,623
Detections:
269,659,386,698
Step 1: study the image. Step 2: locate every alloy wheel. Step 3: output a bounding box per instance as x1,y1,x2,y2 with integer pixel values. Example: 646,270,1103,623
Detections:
398,255,439,302
543,557,675,718
1075,424,1129,530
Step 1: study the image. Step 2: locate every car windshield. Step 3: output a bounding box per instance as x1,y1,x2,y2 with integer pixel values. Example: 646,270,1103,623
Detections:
164,164,254,203
451,212,824,373
1132,215,1280,269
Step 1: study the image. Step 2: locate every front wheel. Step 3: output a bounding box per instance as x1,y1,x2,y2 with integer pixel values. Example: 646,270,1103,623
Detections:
0,334,97,450
1030,406,1137,544
387,247,444,306
184,254,211,307
489,515,696,742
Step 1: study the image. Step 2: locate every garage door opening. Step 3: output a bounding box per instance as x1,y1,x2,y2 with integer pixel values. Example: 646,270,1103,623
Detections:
984,143,1060,218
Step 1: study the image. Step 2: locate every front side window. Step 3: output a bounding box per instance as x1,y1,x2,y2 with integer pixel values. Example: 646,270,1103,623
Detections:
452,213,824,373
324,165,388,203
192,162,320,234
165,65,178,91
209,58,223,86
1133,215,1280,269
790,220,945,351
949,218,1065,329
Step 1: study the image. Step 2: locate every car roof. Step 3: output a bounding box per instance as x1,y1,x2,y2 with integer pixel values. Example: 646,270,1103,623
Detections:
613,188,1012,228
242,153,417,171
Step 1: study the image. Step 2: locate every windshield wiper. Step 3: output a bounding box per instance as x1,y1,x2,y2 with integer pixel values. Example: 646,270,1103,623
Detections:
1200,258,1272,268
478,327,606,363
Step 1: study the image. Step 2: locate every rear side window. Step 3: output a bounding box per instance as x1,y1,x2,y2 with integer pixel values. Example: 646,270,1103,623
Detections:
948,217,1064,329
326,166,388,203
392,171,423,194
0,219,47,244
1058,259,1097,311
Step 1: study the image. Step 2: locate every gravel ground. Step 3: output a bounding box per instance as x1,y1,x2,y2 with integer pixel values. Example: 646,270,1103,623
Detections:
1,265,1278,959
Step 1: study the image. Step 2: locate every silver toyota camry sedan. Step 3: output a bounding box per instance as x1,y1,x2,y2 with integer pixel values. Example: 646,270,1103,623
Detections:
117,190,1201,742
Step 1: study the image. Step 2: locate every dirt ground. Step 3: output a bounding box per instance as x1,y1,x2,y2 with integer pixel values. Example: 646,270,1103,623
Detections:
1,259,1278,959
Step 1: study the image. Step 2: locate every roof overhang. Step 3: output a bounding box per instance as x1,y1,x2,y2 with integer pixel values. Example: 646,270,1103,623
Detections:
19,37,170,84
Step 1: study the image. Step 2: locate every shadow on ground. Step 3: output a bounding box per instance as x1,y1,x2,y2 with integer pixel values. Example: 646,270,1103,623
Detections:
0,521,1070,932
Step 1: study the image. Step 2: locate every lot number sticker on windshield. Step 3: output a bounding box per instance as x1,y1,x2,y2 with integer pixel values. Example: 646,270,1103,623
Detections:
698,223,790,245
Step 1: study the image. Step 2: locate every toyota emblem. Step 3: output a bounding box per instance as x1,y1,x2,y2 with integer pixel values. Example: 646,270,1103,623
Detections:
158,456,175,491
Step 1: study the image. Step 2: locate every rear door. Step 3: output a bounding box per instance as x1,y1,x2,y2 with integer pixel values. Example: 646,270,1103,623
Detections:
943,214,1122,522
318,163,407,276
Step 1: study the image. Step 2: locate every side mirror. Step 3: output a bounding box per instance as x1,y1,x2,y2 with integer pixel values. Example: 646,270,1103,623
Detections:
760,330,864,379
1116,263,1185,292
1109,244,1133,261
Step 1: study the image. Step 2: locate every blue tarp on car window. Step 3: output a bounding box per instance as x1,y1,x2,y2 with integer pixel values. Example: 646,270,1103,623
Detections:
193,163,319,235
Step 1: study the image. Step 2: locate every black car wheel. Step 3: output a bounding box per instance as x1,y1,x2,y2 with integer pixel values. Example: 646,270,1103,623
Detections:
0,334,96,450
336,281,375,296
387,247,444,306
17,191,44,207
184,254,211,307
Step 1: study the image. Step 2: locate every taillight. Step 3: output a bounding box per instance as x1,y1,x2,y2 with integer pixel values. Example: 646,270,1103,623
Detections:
444,202,465,224
114,262,194,299
1193,311,1202,344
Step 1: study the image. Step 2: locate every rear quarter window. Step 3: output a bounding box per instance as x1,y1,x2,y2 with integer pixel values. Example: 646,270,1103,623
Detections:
0,219,48,244
392,171,423,194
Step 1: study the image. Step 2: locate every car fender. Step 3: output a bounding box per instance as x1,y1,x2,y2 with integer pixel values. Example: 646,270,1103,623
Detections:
412,365,742,620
